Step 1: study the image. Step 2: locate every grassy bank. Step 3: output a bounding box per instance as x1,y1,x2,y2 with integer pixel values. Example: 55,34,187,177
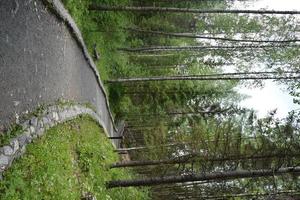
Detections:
61,0,132,81
61,0,136,117
0,116,149,199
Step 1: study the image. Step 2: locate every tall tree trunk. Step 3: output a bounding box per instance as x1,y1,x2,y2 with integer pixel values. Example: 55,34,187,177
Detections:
123,88,231,95
115,142,184,152
106,166,300,188
89,5,300,15
110,153,300,168
125,28,300,43
90,29,270,36
132,53,177,57
123,106,235,117
154,190,300,200
195,191,300,200
106,71,300,83
118,44,298,53
116,135,259,153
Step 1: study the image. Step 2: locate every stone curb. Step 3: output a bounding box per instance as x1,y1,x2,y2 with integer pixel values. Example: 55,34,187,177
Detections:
41,0,117,133
0,105,114,177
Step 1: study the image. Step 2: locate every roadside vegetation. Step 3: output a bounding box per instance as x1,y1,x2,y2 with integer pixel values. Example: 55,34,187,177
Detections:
3,0,299,199
61,0,132,82
0,116,149,199
59,0,300,199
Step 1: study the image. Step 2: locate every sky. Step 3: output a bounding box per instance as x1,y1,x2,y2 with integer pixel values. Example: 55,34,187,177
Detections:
233,0,300,118
233,0,300,11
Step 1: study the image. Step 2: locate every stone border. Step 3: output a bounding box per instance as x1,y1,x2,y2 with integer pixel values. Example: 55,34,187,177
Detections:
41,0,117,133
0,104,113,176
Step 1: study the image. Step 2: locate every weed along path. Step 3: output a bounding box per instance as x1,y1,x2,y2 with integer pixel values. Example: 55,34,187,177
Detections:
0,0,119,146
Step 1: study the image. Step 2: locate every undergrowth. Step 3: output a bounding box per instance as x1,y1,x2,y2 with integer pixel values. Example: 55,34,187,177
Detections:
0,116,149,199
61,0,135,117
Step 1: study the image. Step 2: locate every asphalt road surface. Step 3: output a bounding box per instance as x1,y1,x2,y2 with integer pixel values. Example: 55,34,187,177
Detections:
0,0,117,142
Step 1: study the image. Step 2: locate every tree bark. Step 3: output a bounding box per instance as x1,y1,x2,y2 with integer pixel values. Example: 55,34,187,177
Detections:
123,107,235,117
90,29,271,36
197,191,300,199
115,142,184,152
125,28,300,43
106,71,300,83
118,44,299,53
89,5,300,15
154,190,300,200
110,153,300,168
106,166,300,188
115,135,263,152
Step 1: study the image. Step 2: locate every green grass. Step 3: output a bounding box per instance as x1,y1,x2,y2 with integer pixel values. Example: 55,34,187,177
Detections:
0,116,149,200
61,0,132,81
61,0,136,117
0,124,23,147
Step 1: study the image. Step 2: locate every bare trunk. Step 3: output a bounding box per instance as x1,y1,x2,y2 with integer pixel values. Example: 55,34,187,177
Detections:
123,107,235,117
115,142,183,152
110,153,300,168
89,5,300,15
118,44,298,53
125,28,300,43
154,190,300,200
106,166,300,188
198,191,300,199
106,71,300,83
119,135,260,149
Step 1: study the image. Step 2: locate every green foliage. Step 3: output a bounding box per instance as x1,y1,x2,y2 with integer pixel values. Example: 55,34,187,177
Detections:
62,0,131,81
0,124,23,147
0,116,149,200
60,0,300,198
61,0,246,120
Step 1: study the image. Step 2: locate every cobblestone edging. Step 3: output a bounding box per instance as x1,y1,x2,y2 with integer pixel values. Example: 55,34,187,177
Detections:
42,0,117,133
0,105,110,177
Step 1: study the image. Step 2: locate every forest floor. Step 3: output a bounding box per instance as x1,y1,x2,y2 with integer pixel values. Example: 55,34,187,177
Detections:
0,116,149,199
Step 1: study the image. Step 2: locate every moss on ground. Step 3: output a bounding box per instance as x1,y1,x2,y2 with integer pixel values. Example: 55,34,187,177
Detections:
0,116,149,200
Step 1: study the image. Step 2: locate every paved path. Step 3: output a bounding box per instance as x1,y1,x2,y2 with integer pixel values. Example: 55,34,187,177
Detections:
0,0,120,146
